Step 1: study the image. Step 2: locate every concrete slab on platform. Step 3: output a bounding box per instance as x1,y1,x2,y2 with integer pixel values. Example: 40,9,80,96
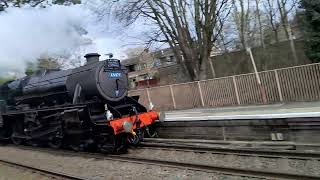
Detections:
163,101,320,121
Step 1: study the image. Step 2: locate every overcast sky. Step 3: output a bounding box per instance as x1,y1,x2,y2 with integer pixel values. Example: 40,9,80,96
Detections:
0,2,146,77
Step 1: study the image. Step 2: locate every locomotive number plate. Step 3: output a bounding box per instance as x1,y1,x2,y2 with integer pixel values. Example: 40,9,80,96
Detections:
109,72,122,78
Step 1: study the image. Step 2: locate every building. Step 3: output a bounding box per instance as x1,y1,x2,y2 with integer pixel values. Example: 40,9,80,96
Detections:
122,47,224,89
121,48,187,89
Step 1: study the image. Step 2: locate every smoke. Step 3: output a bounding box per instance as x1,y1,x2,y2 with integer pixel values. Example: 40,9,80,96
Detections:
0,5,92,77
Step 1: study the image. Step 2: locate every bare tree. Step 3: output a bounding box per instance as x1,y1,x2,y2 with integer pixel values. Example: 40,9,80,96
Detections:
232,0,265,50
263,0,280,43
105,0,232,80
232,0,251,49
124,47,146,58
217,28,231,52
277,0,298,39
255,0,265,48
277,0,299,64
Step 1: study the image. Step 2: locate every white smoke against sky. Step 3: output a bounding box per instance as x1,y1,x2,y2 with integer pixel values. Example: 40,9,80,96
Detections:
0,5,93,77
0,1,149,77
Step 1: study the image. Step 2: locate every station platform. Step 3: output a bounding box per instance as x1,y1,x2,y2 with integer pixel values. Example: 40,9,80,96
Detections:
163,101,320,121
156,101,320,144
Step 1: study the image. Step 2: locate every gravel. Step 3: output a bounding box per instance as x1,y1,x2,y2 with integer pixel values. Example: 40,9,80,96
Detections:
126,147,320,176
0,162,52,180
0,146,266,180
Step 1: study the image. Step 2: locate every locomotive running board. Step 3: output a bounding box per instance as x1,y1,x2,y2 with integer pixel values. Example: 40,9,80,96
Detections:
3,104,87,116
15,91,68,102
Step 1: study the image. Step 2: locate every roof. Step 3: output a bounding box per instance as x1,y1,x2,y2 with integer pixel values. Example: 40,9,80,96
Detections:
121,57,140,66
152,47,175,58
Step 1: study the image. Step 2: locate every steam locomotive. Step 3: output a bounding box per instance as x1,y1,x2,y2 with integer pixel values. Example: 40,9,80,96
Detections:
0,53,159,153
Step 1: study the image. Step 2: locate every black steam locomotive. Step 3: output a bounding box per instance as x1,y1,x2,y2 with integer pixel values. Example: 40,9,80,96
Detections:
0,53,159,153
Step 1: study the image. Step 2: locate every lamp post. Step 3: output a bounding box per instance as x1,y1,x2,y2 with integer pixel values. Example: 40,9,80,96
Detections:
246,48,267,103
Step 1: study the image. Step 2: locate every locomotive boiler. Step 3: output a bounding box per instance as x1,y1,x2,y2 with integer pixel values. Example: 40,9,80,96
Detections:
0,53,159,153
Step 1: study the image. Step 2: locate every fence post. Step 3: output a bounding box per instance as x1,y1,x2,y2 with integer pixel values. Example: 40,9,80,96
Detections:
209,59,216,78
274,70,283,102
197,81,205,107
146,88,152,105
247,48,267,103
169,85,176,109
232,76,241,105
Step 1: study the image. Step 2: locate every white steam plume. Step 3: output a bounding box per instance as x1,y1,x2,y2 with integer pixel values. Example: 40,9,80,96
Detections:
0,5,91,77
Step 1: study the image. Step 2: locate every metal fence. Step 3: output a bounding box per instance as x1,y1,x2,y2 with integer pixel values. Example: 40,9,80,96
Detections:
128,63,320,111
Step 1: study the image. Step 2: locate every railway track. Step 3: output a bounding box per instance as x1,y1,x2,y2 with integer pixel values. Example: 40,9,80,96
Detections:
139,140,320,160
3,144,320,180
0,158,87,180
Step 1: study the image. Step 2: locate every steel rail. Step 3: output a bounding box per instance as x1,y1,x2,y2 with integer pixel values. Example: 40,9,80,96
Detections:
108,155,320,180
4,145,320,180
139,142,320,160
0,158,87,180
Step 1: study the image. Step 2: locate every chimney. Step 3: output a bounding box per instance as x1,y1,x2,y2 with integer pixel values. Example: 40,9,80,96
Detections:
84,53,100,64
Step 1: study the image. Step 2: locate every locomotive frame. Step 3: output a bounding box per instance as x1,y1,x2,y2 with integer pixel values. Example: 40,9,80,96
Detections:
0,53,159,153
